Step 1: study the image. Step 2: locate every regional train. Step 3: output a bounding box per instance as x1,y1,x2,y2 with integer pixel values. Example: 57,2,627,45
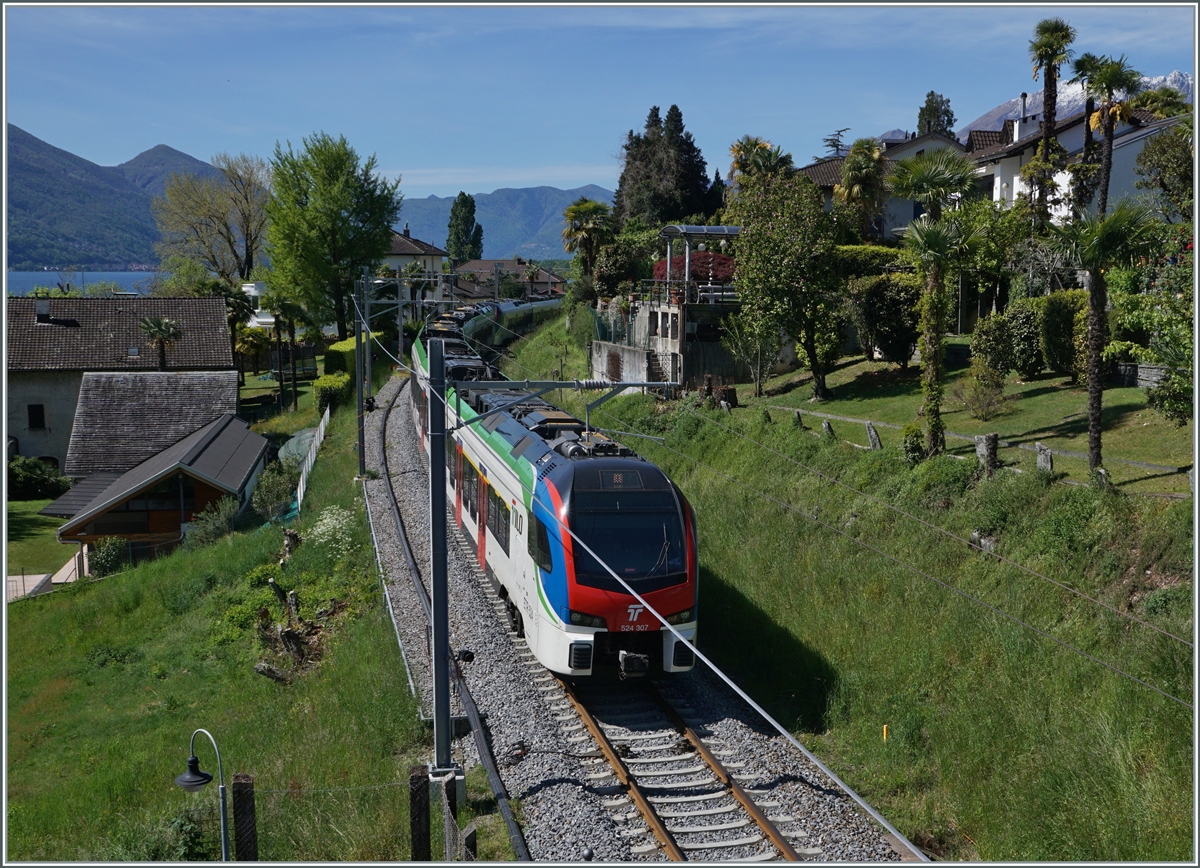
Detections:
410,299,698,677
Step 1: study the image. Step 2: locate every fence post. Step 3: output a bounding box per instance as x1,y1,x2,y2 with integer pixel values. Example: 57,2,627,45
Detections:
409,765,430,861
865,421,882,450
231,772,258,861
975,433,998,477
462,822,477,860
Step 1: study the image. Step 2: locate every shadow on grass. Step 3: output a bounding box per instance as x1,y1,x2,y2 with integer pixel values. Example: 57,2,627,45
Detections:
697,565,837,734
833,365,921,401
6,503,59,543
1002,400,1148,447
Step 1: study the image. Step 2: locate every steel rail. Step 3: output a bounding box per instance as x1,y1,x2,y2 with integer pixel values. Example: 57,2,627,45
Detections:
557,677,686,861
377,378,532,861
648,684,800,861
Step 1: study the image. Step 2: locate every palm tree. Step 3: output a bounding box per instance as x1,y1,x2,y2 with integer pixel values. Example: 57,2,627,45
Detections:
1129,86,1190,118
137,316,183,371
214,283,255,365
1051,200,1157,472
562,198,614,278
1069,52,1106,154
1084,55,1144,216
746,145,795,180
728,135,772,182
886,147,978,223
1029,18,1076,159
834,137,888,240
233,322,269,384
523,260,542,299
902,215,978,456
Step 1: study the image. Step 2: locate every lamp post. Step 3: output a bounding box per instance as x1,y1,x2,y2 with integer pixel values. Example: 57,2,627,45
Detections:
175,728,230,862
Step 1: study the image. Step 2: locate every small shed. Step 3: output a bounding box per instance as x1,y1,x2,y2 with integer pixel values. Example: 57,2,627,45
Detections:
51,415,269,559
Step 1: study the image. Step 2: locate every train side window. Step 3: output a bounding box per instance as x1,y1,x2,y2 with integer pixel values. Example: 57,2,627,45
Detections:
445,437,456,487
487,487,510,555
528,515,553,573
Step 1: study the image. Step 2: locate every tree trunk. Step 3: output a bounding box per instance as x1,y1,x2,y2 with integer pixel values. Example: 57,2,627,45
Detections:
157,341,167,371
275,323,286,408
1042,65,1057,160
920,273,947,455
1086,267,1106,471
1097,111,1116,217
1083,97,1095,151
802,332,830,401
289,319,299,412
333,278,349,342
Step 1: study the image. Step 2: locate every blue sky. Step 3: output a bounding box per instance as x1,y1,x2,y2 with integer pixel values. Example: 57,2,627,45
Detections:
4,4,1195,200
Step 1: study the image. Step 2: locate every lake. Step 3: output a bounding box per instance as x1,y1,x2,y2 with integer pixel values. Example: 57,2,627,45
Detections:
5,272,156,296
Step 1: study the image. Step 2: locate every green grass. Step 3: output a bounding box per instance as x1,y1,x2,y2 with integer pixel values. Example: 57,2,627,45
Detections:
6,499,73,577
504,315,1194,861
7,397,428,860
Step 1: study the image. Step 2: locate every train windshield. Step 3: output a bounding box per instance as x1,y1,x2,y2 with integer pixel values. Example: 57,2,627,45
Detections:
569,491,686,591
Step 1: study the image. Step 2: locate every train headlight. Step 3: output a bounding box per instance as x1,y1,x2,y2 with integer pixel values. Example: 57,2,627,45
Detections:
568,610,606,628
665,608,694,625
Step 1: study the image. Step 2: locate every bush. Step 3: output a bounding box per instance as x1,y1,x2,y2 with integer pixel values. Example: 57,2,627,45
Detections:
323,333,379,376
252,457,301,522
846,273,921,367
953,357,1009,421
1147,368,1193,425
1005,299,1044,379
183,496,240,550
89,536,128,578
1072,308,1091,387
314,372,353,415
7,456,72,500
1041,290,1087,378
970,313,1013,380
834,245,906,278
901,423,925,466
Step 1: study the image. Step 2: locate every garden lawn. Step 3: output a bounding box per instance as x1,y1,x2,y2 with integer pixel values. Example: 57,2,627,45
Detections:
6,499,73,577
7,397,430,861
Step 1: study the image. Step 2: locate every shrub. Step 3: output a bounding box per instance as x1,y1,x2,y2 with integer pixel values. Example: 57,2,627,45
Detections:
7,456,72,500
314,372,353,415
252,457,301,522
953,357,1009,421
1147,368,1193,425
89,536,128,577
1041,290,1087,378
833,244,906,278
323,333,379,376
308,505,359,562
183,496,240,550
970,313,1013,379
901,423,925,466
1005,299,1044,379
846,273,921,368
1072,308,1091,388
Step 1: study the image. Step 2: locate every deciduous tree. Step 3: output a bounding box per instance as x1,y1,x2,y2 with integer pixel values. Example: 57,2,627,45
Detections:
152,152,270,286
266,132,402,341
1135,117,1193,222
729,174,841,399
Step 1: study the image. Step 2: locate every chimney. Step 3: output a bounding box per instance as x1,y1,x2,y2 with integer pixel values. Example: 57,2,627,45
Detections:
1020,92,1028,120
403,222,410,238
35,299,50,324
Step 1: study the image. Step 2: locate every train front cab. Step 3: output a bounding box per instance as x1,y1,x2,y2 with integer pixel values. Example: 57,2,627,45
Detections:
531,462,698,678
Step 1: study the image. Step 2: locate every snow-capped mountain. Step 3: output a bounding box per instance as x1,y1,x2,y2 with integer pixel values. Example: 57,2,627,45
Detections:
954,70,1193,141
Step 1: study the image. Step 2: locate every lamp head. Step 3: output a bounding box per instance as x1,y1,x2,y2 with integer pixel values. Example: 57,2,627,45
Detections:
175,755,214,791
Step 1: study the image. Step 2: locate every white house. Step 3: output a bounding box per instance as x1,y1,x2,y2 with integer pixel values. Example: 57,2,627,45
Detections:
967,108,1183,220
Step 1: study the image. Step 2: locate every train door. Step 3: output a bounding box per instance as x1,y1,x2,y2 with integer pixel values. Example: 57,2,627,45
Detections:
477,468,488,571
454,442,463,528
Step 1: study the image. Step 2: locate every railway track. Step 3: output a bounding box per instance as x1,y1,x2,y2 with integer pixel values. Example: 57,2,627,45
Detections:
370,374,922,862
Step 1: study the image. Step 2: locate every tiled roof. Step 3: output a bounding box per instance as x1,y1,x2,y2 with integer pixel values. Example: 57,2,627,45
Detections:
454,259,566,283
6,297,233,371
58,415,268,537
64,370,240,476
797,156,898,190
970,108,1158,163
965,129,1005,153
388,230,447,257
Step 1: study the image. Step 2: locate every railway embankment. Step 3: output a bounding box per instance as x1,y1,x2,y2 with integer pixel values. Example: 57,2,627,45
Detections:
503,315,1194,861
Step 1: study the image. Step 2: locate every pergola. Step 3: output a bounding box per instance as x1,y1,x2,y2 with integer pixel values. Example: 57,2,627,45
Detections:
657,225,740,285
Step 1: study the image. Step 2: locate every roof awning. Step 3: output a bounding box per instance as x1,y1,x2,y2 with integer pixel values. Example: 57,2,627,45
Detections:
658,225,740,241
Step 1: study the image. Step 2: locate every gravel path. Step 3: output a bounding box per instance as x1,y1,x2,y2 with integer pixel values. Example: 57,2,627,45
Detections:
363,375,914,862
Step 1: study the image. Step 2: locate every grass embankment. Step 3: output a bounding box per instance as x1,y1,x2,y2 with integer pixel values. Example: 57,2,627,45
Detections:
6,499,72,577
503,313,1194,861
7,392,511,861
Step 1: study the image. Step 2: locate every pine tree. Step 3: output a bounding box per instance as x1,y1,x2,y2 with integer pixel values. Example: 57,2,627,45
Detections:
916,92,956,138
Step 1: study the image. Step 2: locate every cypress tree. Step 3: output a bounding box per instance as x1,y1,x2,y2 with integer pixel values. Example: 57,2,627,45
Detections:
446,192,483,265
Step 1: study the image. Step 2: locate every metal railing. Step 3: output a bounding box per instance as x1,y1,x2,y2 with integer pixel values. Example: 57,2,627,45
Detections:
635,278,738,304
295,404,331,513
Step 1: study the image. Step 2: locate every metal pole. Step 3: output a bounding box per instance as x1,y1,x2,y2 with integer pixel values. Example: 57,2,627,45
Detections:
494,261,500,301
365,276,373,400
189,728,231,862
428,339,451,772
356,270,366,477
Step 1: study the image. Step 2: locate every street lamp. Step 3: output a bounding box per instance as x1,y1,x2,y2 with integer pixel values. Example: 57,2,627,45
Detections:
175,728,230,861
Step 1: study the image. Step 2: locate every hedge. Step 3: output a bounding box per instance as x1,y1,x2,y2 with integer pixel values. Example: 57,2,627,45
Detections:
834,245,907,279
323,332,381,376
314,372,353,415
1041,290,1087,377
